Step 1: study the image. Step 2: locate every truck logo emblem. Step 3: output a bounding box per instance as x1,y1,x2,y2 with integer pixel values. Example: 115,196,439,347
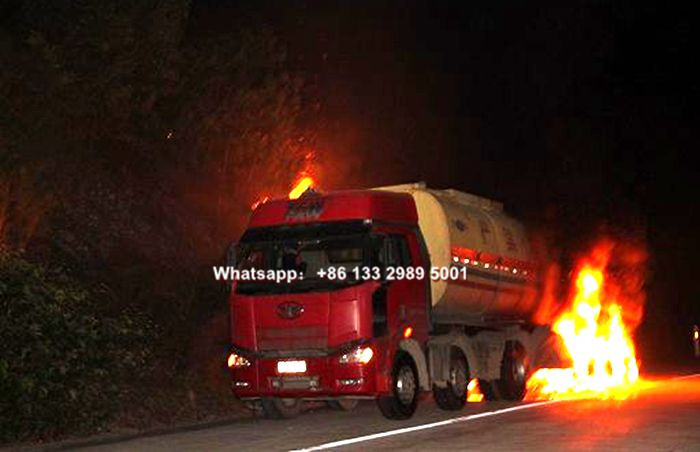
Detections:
277,302,304,319
285,192,324,220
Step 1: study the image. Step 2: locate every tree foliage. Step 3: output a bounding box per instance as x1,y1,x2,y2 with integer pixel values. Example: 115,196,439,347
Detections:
1,0,309,317
0,0,311,439
0,250,157,441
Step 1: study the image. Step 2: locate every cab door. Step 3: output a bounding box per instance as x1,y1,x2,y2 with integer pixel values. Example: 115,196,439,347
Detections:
372,227,430,344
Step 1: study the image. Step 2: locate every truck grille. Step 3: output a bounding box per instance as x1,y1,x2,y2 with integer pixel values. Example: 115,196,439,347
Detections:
257,325,327,350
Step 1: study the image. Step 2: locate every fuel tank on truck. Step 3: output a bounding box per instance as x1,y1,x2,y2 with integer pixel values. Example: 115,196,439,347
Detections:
374,182,539,326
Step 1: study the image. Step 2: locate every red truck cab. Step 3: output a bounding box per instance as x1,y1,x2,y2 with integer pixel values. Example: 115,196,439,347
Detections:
228,189,430,418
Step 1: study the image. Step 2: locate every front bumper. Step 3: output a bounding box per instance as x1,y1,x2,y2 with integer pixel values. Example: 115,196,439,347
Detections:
230,354,378,398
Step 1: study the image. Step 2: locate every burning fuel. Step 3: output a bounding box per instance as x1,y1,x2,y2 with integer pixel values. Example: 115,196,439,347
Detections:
467,378,485,402
525,242,644,401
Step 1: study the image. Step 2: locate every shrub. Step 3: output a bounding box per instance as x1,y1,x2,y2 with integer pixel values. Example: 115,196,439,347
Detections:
0,250,157,442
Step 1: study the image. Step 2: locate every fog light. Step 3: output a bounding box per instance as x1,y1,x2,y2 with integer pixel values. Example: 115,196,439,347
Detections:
227,352,251,368
338,378,364,386
233,381,250,388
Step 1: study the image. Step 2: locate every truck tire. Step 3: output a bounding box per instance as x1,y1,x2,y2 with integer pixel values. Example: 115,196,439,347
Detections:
498,341,529,400
261,397,302,419
433,348,468,410
377,353,419,420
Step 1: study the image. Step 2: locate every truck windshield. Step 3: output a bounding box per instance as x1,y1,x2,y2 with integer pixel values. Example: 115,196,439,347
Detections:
235,221,374,295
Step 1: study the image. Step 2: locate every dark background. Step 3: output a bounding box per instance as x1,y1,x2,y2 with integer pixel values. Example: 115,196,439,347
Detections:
196,1,698,365
1,0,698,440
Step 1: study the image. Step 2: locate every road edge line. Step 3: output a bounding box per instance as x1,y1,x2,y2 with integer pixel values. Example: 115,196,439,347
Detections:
289,400,562,451
670,373,700,381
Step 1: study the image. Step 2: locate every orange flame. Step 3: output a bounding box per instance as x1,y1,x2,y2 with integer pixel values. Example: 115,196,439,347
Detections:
525,244,642,401
250,161,317,210
467,378,485,402
289,175,314,199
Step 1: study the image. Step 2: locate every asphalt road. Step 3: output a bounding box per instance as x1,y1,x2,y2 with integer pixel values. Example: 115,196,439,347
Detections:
79,374,700,452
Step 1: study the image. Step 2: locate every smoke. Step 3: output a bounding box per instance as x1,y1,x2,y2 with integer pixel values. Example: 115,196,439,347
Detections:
532,262,563,325
531,235,649,331
600,239,648,330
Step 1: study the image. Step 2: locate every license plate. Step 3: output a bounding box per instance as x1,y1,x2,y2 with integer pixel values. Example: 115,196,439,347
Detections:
277,360,307,374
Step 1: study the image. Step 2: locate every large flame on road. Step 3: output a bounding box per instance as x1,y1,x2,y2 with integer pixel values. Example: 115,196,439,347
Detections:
526,244,642,401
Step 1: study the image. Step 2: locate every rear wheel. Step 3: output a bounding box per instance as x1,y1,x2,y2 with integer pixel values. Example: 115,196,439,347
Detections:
377,353,419,420
498,341,529,400
261,397,302,419
433,348,468,410
327,399,359,411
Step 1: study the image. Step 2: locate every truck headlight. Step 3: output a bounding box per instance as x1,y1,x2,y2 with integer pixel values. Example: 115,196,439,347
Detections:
227,352,251,368
338,346,374,365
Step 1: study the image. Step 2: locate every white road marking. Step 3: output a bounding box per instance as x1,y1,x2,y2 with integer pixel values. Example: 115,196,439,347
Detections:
291,374,700,451
289,400,562,451
671,373,700,381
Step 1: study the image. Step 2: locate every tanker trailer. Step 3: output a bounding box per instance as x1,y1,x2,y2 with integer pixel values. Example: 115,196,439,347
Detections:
376,183,540,324
227,182,555,419
372,183,552,406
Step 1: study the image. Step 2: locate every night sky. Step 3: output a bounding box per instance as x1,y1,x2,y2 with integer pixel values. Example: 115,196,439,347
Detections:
196,1,698,364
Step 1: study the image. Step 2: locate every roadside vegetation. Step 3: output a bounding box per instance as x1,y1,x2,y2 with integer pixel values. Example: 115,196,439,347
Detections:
0,0,313,442
0,250,156,440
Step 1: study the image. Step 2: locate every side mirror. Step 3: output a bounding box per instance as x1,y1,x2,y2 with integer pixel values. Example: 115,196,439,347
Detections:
380,269,392,286
226,242,237,268
225,242,238,292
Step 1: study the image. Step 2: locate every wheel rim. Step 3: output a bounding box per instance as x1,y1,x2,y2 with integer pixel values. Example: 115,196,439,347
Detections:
449,359,468,397
512,360,526,384
396,365,416,405
510,345,527,386
507,344,528,395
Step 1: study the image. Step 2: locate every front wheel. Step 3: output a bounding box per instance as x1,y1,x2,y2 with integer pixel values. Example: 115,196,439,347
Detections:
261,397,302,419
377,353,419,420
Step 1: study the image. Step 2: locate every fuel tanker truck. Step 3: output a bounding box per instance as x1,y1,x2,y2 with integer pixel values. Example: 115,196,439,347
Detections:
226,182,554,419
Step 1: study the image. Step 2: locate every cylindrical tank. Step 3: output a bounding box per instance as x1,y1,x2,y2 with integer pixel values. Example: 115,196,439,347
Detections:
375,182,538,325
